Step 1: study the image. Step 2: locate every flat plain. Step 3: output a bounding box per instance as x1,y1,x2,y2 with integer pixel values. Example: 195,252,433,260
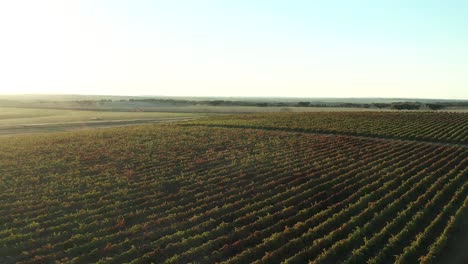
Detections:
0,107,205,136
0,111,467,263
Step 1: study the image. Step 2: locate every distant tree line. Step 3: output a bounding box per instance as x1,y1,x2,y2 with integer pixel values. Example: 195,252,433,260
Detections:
71,98,468,110
74,99,113,106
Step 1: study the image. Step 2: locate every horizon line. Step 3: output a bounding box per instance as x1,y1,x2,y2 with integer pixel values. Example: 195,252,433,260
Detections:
1,93,467,101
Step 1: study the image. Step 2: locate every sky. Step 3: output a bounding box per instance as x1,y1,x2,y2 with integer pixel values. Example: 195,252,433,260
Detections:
0,0,467,99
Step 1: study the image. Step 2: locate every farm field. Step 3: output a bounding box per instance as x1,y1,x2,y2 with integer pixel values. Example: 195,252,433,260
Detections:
0,107,205,135
187,112,468,144
0,112,467,263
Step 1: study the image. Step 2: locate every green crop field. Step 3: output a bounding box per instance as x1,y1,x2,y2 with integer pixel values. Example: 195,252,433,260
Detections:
0,112,467,263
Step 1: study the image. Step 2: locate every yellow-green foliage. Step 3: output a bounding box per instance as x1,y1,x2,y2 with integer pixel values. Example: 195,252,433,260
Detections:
0,116,466,263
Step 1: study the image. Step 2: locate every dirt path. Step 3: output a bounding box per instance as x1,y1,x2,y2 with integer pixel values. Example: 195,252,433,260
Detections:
438,208,468,264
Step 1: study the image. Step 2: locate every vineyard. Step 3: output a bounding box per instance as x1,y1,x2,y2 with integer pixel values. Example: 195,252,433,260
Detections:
0,112,467,263
187,111,468,144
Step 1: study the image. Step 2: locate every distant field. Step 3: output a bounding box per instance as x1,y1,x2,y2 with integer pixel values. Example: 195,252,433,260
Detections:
0,107,206,135
0,104,393,113
0,112,466,263
187,112,468,144
0,107,205,126
0,106,402,136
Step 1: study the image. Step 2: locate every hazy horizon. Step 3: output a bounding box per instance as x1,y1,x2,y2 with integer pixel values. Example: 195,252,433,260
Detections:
2,93,467,102
1,1,467,99
0,92,467,101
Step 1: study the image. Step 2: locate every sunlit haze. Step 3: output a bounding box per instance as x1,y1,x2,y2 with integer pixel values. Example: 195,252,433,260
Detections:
0,0,467,99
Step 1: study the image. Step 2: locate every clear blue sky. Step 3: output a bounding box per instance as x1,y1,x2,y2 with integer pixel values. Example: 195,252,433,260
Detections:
0,0,467,99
